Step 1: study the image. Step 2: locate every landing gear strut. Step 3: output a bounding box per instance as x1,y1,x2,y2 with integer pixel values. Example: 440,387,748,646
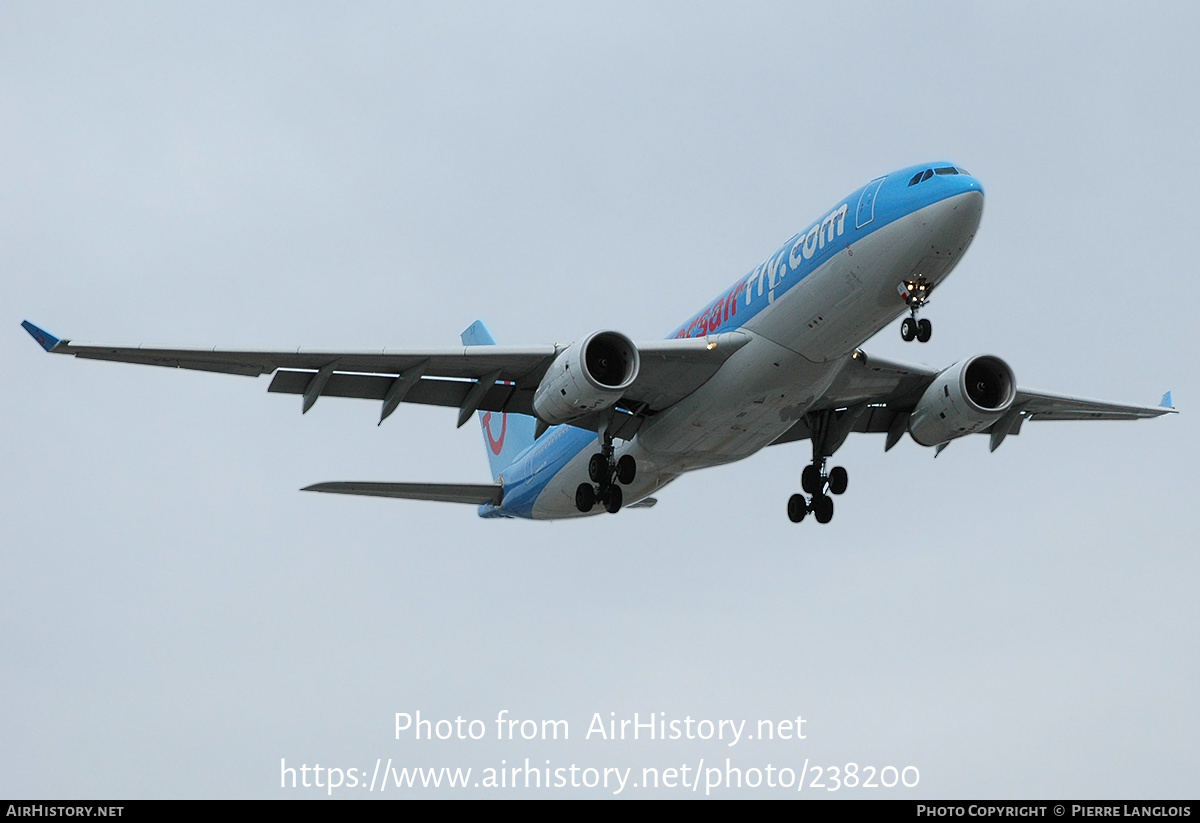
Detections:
899,278,932,343
575,430,637,514
786,407,860,525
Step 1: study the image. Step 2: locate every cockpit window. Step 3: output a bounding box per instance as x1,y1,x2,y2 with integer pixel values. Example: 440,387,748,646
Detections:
911,166,970,187
909,168,936,186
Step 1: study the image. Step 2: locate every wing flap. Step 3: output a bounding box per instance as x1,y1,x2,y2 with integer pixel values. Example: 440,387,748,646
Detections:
72,349,271,376
267,370,538,416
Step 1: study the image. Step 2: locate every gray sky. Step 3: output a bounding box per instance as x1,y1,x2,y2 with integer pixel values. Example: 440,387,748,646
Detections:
2,1,1197,798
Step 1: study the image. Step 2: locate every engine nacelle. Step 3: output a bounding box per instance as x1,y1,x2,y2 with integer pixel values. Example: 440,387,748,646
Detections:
908,355,1017,447
532,331,640,424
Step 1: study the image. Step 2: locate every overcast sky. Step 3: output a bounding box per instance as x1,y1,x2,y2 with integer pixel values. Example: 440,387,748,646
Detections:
2,1,1197,798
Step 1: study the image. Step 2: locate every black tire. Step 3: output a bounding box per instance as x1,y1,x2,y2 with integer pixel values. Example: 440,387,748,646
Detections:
812,494,834,524
916,318,932,343
575,483,595,513
603,483,623,514
901,316,917,341
801,464,822,494
616,454,637,485
787,494,808,523
588,453,607,483
828,466,848,495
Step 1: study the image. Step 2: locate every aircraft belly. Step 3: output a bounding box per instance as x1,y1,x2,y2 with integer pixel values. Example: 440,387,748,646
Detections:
527,444,678,520
635,335,840,467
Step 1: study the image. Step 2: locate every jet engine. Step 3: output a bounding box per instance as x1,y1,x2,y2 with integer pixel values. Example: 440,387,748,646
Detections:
532,331,640,425
907,355,1017,446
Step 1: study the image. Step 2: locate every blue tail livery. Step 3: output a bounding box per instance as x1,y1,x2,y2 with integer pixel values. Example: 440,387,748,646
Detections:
460,320,539,483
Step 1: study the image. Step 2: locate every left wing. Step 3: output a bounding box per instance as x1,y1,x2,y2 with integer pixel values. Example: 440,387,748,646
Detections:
21,321,749,431
771,350,1175,451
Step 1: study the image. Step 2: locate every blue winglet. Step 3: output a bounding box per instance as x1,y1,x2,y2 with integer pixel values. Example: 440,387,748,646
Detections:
22,321,62,352
460,320,496,347
1160,391,1174,409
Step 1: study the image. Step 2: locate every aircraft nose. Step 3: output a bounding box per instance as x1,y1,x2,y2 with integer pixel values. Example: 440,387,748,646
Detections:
961,180,984,226
958,177,983,212
943,180,984,247
941,170,984,229
957,173,984,199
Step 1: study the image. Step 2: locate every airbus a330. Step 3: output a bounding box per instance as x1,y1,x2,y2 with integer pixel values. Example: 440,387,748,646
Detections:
23,162,1175,522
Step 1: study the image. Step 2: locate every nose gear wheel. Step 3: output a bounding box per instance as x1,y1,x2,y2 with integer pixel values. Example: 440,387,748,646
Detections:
899,277,932,343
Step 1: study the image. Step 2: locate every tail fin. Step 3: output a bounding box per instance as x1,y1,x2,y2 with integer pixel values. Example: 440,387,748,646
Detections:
461,321,538,482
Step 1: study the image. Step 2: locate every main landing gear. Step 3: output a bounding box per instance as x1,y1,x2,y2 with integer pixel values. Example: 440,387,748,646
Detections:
787,460,848,524
786,406,863,525
898,277,932,343
575,432,636,514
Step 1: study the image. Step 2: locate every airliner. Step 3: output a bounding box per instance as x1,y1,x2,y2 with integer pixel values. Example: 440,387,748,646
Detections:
22,162,1175,523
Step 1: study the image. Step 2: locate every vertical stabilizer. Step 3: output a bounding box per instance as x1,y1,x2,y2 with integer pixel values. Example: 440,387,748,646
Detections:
461,321,538,482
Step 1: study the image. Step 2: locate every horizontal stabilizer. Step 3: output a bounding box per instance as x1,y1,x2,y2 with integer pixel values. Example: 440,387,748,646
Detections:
302,481,502,505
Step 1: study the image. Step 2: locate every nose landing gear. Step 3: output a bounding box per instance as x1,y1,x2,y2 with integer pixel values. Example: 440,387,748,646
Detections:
898,278,932,343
